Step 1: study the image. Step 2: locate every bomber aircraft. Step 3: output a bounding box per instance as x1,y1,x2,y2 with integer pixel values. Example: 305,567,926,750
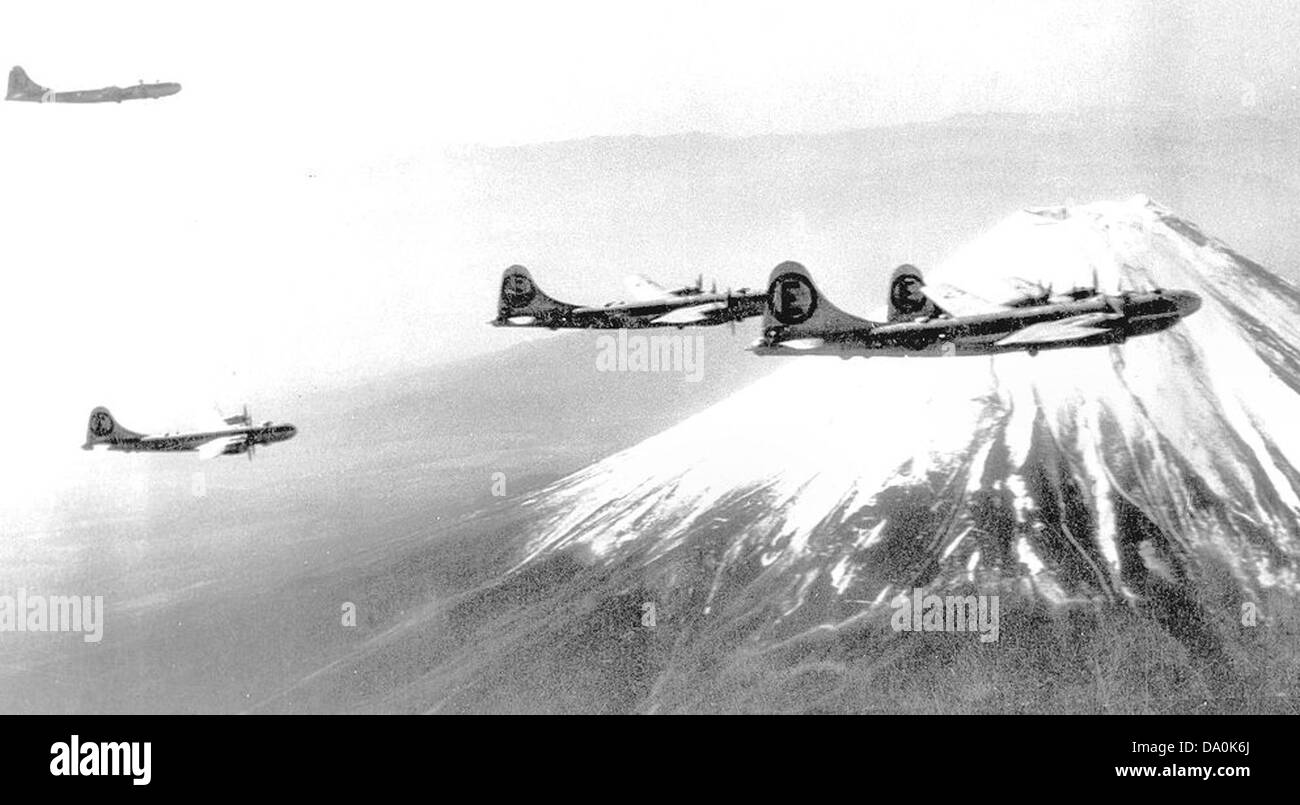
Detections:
491,265,767,330
81,406,296,460
6,66,181,103
750,262,1201,358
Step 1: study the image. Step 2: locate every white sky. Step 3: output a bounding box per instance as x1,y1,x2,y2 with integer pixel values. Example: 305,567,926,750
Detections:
1,0,1298,502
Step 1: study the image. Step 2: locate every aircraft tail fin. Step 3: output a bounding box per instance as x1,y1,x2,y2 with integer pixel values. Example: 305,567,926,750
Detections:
82,407,142,449
7,66,47,101
887,264,939,321
759,261,879,342
492,265,575,326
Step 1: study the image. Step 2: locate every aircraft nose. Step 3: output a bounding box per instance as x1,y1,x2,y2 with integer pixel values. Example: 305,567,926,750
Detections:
1171,290,1202,316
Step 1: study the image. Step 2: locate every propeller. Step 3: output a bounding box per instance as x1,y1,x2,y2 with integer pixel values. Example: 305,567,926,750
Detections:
1094,268,1129,314
246,405,256,461
245,411,265,462
217,403,256,459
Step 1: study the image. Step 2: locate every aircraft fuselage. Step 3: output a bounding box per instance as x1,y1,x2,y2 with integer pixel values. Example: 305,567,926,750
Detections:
89,423,297,454
495,290,767,329
27,82,182,104
753,289,1201,357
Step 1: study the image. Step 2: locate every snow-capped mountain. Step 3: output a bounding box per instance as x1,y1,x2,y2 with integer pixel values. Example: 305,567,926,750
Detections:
510,196,1300,651
259,197,1300,714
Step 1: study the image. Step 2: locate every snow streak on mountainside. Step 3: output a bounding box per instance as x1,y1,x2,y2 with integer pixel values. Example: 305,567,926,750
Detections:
511,197,1300,633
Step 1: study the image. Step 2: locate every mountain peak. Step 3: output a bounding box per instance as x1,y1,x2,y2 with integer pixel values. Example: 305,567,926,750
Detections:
262,198,1300,714
514,199,1300,628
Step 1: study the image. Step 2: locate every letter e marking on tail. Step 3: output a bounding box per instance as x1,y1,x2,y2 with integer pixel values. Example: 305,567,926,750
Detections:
771,273,816,325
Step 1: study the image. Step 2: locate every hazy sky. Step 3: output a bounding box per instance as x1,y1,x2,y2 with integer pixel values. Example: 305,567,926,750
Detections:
4,2,1298,143
2,0,1298,499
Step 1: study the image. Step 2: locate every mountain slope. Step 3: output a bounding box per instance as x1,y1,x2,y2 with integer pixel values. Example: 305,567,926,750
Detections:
261,197,1300,713
518,197,1300,611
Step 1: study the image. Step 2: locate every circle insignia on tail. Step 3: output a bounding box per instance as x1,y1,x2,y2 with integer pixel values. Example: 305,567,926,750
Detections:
890,272,927,316
502,273,535,307
90,411,114,436
769,273,817,325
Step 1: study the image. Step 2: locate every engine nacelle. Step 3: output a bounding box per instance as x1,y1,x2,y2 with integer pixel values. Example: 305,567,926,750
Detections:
887,264,937,322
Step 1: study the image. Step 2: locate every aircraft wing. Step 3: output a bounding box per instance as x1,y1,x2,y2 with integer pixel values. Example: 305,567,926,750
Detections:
995,313,1118,347
651,302,725,325
197,434,243,460
624,274,673,303
920,283,1010,317
1004,277,1053,305
1007,277,1047,296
